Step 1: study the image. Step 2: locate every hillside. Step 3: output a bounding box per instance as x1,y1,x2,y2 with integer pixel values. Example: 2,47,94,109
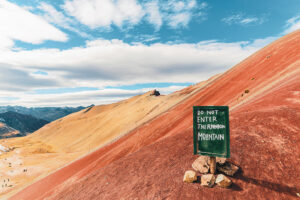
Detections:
0,78,215,197
8,30,300,200
0,111,49,134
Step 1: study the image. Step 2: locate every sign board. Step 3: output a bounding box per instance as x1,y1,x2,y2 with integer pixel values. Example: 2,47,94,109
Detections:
193,106,230,158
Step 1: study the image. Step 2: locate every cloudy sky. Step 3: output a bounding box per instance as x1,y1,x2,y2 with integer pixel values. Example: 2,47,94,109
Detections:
0,0,299,107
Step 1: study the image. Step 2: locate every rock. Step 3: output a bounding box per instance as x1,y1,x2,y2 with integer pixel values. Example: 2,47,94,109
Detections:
183,170,197,183
192,156,209,174
296,193,300,197
201,174,215,187
150,89,160,96
216,157,226,165
217,162,239,176
215,174,232,188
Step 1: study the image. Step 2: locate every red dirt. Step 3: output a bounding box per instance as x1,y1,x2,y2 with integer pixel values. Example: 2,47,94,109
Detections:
10,30,300,200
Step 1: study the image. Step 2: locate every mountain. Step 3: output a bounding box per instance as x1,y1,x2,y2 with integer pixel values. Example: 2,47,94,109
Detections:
0,106,86,122
0,122,22,139
0,111,49,134
0,106,86,139
6,30,300,199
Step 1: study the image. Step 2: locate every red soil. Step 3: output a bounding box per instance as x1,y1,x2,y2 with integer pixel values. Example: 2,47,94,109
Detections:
10,30,300,200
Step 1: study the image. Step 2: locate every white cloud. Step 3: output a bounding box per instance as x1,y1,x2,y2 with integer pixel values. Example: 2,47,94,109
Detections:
0,1,297,108
198,2,207,10
222,14,265,26
162,0,201,29
0,35,14,51
172,1,186,12
145,1,162,31
2,0,283,107
162,0,197,13
38,2,90,38
62,0,206,30
38,2,73,28
0,37,262,107
168,12,191,28
63,0,144,29
133,34,160,43
0,64,60,92
240,17,258,24
248,36,278,48
0,86,186,107
284,15,300,34
0,0,68,50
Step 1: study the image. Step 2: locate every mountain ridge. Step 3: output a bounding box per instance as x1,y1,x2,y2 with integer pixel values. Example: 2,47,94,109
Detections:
0,106,86,122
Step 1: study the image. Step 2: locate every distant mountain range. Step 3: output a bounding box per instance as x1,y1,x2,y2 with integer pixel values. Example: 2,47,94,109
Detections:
0,106,87,139
0,121,22,138
0,106,86,122
0,111,49,135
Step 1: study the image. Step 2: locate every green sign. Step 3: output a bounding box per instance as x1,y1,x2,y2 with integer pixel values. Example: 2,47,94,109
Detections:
193,106,230,158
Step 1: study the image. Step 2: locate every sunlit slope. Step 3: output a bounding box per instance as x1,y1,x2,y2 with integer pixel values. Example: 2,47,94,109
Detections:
29,89,199,153
25,80,218,154
9,30,300,200
0,76,219,198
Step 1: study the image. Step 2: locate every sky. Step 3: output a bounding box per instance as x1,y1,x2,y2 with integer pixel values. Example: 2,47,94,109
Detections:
0,0,299,107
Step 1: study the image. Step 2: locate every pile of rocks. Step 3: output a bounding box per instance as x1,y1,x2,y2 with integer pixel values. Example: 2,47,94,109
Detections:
183,156,239,188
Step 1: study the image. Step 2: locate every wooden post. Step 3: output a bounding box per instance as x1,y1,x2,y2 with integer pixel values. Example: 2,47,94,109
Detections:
210,156,216,174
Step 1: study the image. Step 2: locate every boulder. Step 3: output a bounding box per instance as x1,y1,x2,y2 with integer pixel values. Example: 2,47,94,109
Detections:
216,157,226,165
150,90,160,96
217,162,239,176
201,174,215,187
183,170,197,183
215,174,232,188
192,156,209,174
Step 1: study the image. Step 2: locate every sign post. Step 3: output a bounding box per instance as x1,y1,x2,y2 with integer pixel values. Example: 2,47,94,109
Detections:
209,157,216,174
193,106,230,174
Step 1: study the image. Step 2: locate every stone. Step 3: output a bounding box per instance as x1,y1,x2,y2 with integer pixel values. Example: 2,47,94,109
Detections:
217,162,239,176
201,174,215,187
183,170,197,183
216,157,226,165
150,89,160,96
192,156,210,174
215,174,232,188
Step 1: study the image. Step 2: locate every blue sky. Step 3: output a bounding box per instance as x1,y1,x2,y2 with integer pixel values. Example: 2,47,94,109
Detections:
0,0,299,106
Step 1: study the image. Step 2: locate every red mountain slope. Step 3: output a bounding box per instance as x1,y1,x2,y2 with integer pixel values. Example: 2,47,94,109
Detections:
53,72,300,200
10,30,300,200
